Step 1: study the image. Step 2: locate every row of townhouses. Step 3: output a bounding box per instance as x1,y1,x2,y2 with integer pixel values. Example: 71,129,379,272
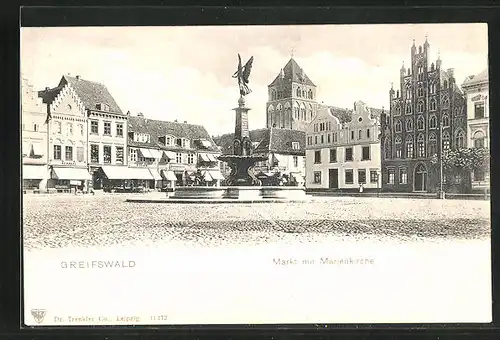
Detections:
22,75,224,193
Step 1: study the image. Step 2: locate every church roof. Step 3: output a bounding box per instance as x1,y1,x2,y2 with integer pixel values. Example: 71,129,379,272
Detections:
317,103,383,124
269,58,316,87
128,115,218,152
462,68,489,87
58,75,123,114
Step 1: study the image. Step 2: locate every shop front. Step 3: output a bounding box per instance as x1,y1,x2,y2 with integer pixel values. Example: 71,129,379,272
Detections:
160,169,177,189
98,166,156,193
49,167,92,193
22,165,49,191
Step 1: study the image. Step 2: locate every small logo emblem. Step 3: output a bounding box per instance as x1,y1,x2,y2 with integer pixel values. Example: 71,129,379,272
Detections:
31,309,47,324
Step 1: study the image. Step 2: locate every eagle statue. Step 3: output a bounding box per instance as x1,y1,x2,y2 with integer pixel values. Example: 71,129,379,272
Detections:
232,54,254,97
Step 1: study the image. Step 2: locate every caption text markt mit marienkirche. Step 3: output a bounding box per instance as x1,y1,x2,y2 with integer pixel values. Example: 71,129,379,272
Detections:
273,257,375,266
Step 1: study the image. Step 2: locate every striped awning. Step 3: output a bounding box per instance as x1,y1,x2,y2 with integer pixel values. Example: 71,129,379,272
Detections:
198,153,210,162
100,166,154,180
208,170,224,180
51,167,92,180
32,143,44,157
203,171,213,181
148,150,163,159
161,170,177,181
138,148,154,159
23,165,47,180
207,154,218,162
163,151,177,160
149,169,162,181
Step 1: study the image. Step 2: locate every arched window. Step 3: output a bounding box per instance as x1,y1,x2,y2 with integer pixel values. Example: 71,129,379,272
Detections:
394,104,401,116
296,88,301,97
406,136,414,158
271,90,276,100
442,131,450,151
428,132,437,157
384,137,392,159
277,103,283,112
429,115,437,129
443,80,448,88
442,97,450,108
430,98,437,111
429,82,436,94
308,89,313,99
473,130,486,148
406,102,412,114
395,119,402,132
300,103,306,121
406,118,413,132
417,84,424,96
455,129,465,149
442,114,450,127
395,136,402,158
417,101,424,113
268,104,274,113
417,116,424,130
308,104,313,121
417,134,425,157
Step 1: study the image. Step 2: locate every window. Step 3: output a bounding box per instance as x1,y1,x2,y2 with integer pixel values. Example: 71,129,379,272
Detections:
442,114,450,127
321,135,324,144
104,121,111,136
314,150,321,164
455,129,465,149
384,138,392,159
66,123,73,135
53,145,61,160
176,153,182,163
442,131,450,151
292,142,300,150
370,170,378,183
116,123,123,137
307,136,313,145
405,102,412,114
406,139,414,158
358,169,366,184
430,98,437,111
79,124,84,136
90,120,99,134
417,84,424,97
428,133,437,157
362,146,370,160
314,136,318,144
473,131,486,148
351,131,354,140
358,130,362,139
475,102,485,118
417,101,424,113
55,121,62,134
33,123,39,132
394,104,401,116
97,103,110,111
313,171,322,184
293,156,298,167
429,115,437,129
395,119,402,132
103,145,111,164
429,83,436,95
329,148,337,163
130,148,137,162
443,80,448,88
417,116,424,130
387,168,395,184
417,134,425,157
406,118,413,132
399,167,408,184
442,97,449,108
395,136,402,158
65,146,73,161
345,169,354,184
116,146,124,165
77,146,84,162
327,134,331,143
366,129,370,138
176,138,182,147
345,147,353,161
333,132,338,143
91,144,99,163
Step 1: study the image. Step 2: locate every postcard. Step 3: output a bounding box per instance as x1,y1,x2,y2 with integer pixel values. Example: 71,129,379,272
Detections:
21,23,491,326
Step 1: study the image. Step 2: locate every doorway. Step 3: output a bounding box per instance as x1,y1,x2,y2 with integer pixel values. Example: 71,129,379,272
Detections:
414,163,428,192
328,169,339,189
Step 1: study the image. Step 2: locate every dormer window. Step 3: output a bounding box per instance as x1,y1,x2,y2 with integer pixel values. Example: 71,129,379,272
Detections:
96,103,110,112
292,142,300,150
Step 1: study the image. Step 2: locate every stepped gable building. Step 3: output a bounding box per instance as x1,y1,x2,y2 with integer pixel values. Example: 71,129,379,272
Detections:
125,114,223,188
214,128,306,182
266,58,318,131
462,68,489,191
306,101,381,191
380,38,467,193
22,77,49,191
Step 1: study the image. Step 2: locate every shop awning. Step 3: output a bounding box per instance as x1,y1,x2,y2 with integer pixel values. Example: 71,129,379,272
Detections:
32,143,44,157
198,153,210,162
22,142,30,157
138,148,154,159
100,166,154,180
208,170,224,180
149,150,163,159
23,165,47,180
291,173,304,181
163,151,177,160
200,140,212,148
51,167,91,180
161,170,177,181
203,171,213,181
207,153,218,162
149,169,162,181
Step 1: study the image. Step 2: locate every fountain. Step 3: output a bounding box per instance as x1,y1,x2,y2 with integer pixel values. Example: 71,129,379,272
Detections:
130,54,309,203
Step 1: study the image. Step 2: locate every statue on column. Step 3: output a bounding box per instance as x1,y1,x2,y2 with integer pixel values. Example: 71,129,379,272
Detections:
232,54,254,97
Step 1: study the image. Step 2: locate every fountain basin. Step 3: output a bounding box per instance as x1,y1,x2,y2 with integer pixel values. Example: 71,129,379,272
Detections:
169,186,309,200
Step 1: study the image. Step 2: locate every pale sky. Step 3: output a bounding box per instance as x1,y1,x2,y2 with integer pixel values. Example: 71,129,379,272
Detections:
21,24,488,137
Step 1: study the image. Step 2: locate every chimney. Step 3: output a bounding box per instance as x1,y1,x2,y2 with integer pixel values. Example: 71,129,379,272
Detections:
76,75,80,80
137,112,144,117
45,87,50,91
126,110,131,116
183,120,187,124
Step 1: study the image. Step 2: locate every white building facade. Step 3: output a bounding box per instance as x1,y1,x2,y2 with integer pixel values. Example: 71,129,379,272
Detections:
306,101,381,191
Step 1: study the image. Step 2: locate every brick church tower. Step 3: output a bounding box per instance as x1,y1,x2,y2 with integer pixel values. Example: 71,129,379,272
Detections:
266,58,318,131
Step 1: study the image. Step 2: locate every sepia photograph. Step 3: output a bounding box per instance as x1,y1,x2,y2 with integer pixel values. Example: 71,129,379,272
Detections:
21,23,490,326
